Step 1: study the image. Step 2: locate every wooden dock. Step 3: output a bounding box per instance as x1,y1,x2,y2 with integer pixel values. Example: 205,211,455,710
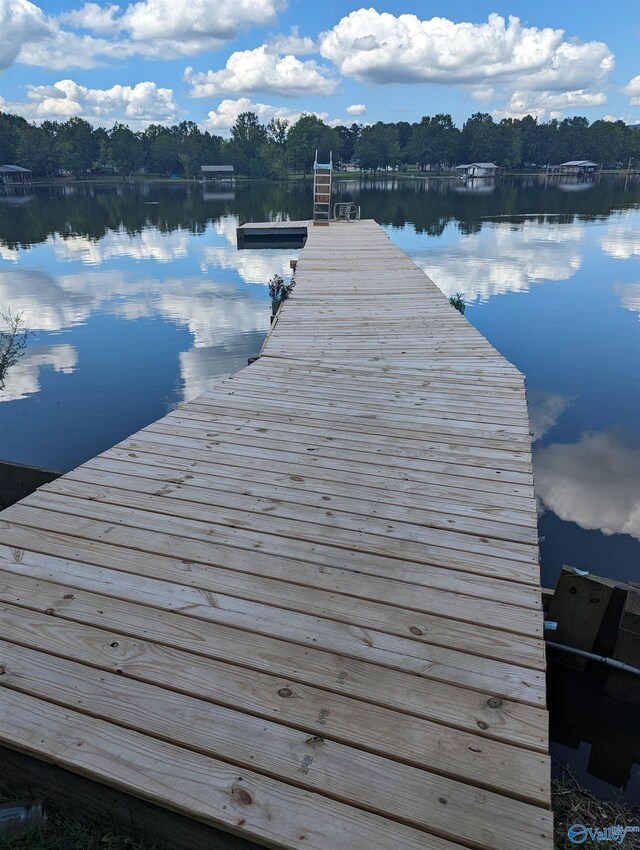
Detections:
0,220,551,849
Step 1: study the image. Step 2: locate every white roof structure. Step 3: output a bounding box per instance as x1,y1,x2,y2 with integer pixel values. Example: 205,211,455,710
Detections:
455,162,500,169
201,165,234,172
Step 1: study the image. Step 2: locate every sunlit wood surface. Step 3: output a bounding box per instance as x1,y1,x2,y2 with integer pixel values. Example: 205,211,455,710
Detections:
0,220,551,849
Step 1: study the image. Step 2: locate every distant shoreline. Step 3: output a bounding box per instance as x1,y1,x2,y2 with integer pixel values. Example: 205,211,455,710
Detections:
7,169,639,189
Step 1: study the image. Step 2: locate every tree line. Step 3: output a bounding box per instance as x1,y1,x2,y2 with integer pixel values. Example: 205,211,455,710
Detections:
1,110,638,179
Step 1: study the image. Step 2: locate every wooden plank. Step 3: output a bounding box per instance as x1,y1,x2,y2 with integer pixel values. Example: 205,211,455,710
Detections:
165,408,534,481
0,534,544,670
1,688,476,850
62,463,539,550
124,428,537,512
0,540,544,666
0,572,548,740
0,746,262,850
135,423,537,503
0,602,548,757
0,643,552,841
79,456,537,544
94,449,535,529
0,560,544,704
0,502,543,611
22,485,542,586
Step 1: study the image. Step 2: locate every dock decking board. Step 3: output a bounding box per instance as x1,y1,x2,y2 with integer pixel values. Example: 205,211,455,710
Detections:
0,220,552,848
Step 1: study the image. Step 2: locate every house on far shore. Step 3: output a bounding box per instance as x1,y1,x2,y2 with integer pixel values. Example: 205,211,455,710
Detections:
560,160,599,175
200,165,235,182
455,162,500,178
0,165,32,184
547,160,599,176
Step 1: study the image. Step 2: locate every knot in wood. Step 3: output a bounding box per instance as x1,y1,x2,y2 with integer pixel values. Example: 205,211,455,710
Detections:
231,784,253,806
487,697,503,709
409,626,423,636
278,687,293,698
477,720,488,730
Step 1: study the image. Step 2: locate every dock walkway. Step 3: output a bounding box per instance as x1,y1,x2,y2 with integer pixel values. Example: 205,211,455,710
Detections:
0,221,551,849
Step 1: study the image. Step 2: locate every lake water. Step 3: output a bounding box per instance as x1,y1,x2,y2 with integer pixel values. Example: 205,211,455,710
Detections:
1,175,639,798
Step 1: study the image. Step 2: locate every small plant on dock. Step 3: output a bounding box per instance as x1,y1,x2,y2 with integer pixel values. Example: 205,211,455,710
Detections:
268,273,294,303
449,293,466,314
0,310,30,392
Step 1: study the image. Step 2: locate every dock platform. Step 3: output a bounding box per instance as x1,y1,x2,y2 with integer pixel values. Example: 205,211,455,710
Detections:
0,221,551,849
236,220,310,248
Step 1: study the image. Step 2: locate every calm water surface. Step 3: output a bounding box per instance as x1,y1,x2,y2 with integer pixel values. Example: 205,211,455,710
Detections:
1,176,639,798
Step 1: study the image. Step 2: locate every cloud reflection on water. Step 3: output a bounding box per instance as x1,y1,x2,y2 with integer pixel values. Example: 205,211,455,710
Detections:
527,388,575,442
614,282,640,318
411,219,584,302
534,429,640,540
600,222,640,261
1,343,77,402
51,227,190,266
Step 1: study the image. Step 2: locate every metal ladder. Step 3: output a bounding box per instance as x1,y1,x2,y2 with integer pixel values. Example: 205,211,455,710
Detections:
313,150,332,225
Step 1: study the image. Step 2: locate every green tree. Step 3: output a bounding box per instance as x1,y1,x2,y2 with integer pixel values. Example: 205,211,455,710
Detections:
56,117,99,178
552,116,590,163
460,113,498,163
587,120,625,165
407,114,459,170
16,122,56,176
226,112,267,176
107,123,143,175
496,119,522,169
355,122,400,173
286,115,337,175
266,117,289,148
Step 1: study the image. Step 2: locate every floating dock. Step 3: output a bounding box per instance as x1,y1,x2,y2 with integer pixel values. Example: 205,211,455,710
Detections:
0,220,551,849
236,220,310,248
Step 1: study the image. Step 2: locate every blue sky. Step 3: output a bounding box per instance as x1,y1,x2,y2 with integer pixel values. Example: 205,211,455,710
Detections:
1,0,639,133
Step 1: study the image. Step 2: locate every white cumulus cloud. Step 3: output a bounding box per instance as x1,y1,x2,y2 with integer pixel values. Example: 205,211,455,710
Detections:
621,74,640,106
319,10,612,88
9,0,284,69
58,3,121,34
498,88,607,120
119,0,281,44
202,98,328,133
0,0,52,70
185,46,337,98
319,10,614,120
269,26,316,56
346,103,366,116
13,79,179,128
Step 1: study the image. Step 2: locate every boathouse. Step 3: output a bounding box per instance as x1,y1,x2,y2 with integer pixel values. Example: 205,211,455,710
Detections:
455,162,500,178
0,165,32,184
559,160,599,175
200,164,235,182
